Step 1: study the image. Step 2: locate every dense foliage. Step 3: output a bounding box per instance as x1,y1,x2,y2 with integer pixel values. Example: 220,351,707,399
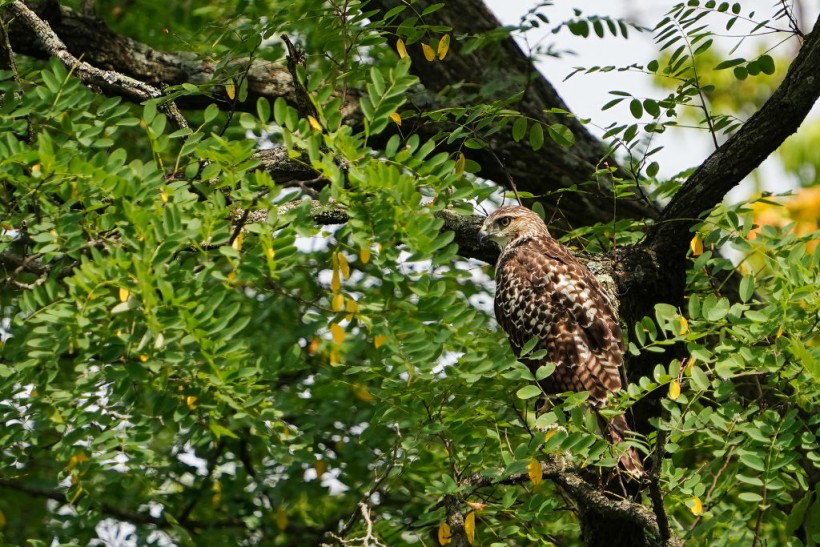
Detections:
0,1,818,545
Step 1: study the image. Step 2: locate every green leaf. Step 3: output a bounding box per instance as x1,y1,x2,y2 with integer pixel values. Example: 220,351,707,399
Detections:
739,452,766,472
629,98,643,118
203,103,220,124
256,97,271,123
512,117,528,142
739,275,754,302
547,124,574,148
714,58,746,70
733,66,748,80
209,422,240,439
143,101,157,124
738,492,763,502
529,123,545,151
690,366,710,390
516,385,542,400
535,363,556,381
758,54,775,75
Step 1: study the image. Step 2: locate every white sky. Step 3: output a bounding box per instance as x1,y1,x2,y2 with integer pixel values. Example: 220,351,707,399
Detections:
485,0,820,199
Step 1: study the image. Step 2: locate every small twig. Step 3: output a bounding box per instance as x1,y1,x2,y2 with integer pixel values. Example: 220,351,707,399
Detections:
281,34,319,120
648,429,671,542
0,14,22,103
177,440,226,525
332,425,403,542
486,147,522,206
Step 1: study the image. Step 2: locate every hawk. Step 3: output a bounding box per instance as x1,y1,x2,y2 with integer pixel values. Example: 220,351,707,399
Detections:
480,205,642,476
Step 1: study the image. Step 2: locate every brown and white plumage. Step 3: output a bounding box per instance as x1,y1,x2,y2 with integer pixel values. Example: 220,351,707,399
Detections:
480,205,642,476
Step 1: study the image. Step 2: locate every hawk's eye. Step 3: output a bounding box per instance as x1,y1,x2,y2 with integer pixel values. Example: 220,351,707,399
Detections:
498,216,512,228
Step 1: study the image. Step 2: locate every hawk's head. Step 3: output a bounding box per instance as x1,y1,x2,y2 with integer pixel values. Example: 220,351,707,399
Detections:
479,206,551,248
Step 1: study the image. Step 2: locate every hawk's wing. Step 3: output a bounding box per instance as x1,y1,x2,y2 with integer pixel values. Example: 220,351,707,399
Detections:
534,240,623,356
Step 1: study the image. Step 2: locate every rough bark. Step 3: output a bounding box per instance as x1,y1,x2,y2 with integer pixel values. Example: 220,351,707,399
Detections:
369,0,660,229
5,2,307,113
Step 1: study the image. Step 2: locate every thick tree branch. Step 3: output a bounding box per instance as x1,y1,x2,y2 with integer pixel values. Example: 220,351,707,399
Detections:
458,459,680,546
0,476,218,529
5,1,188,129
7,1,654,231
645,14,820,262
5,2,361,118
369,0,659,229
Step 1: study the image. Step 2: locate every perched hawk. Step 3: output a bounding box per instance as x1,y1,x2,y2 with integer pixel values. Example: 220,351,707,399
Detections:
480,205,642,476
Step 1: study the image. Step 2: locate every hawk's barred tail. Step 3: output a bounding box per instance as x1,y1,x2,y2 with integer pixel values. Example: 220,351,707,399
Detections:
605,414,644,478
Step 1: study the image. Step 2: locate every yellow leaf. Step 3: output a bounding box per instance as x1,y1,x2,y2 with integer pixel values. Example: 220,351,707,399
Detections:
211,479,222,505
422,42,436,62
307,338,320,354
668,380,681,400
276,505,288,531
437,34,451,60
331,322,345,344
690,233,704,256
689,497,703,516
67,452,88,471
464,511,476,544
331,267,341,293
776,324,784,338
528,458,542,486
308,115,322,131
678,315,689,335
396,38,408,59
329,348,341,365
353,384,374,402
139,354,149,362
374,335,387,348
226,79,236,100
231,232,244,251
390,111,402,126
455,152,465,178
226,271,236,281
119,287,130,303
266,247,275,259
0,508,5,529
345,298,359,314
160,190,169,203
332,293,345,312
338,252,350,279
186,395,198,410
314,459,326,478
438,522,451,545
359,247,371,264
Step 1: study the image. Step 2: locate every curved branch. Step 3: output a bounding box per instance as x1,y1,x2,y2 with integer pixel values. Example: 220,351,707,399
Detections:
5,1,188,129
369,0,659,228
459,459,680,546
645,14,820,262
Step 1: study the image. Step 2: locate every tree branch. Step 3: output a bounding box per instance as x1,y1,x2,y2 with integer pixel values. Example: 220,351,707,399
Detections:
369,0,659,229
0,476,237,529
458,459,680,546
645,14,820,263
5,2,360,118
5,1,188,129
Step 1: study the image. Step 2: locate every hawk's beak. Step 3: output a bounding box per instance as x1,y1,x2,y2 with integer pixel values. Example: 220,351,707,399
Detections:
478,220,491,244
